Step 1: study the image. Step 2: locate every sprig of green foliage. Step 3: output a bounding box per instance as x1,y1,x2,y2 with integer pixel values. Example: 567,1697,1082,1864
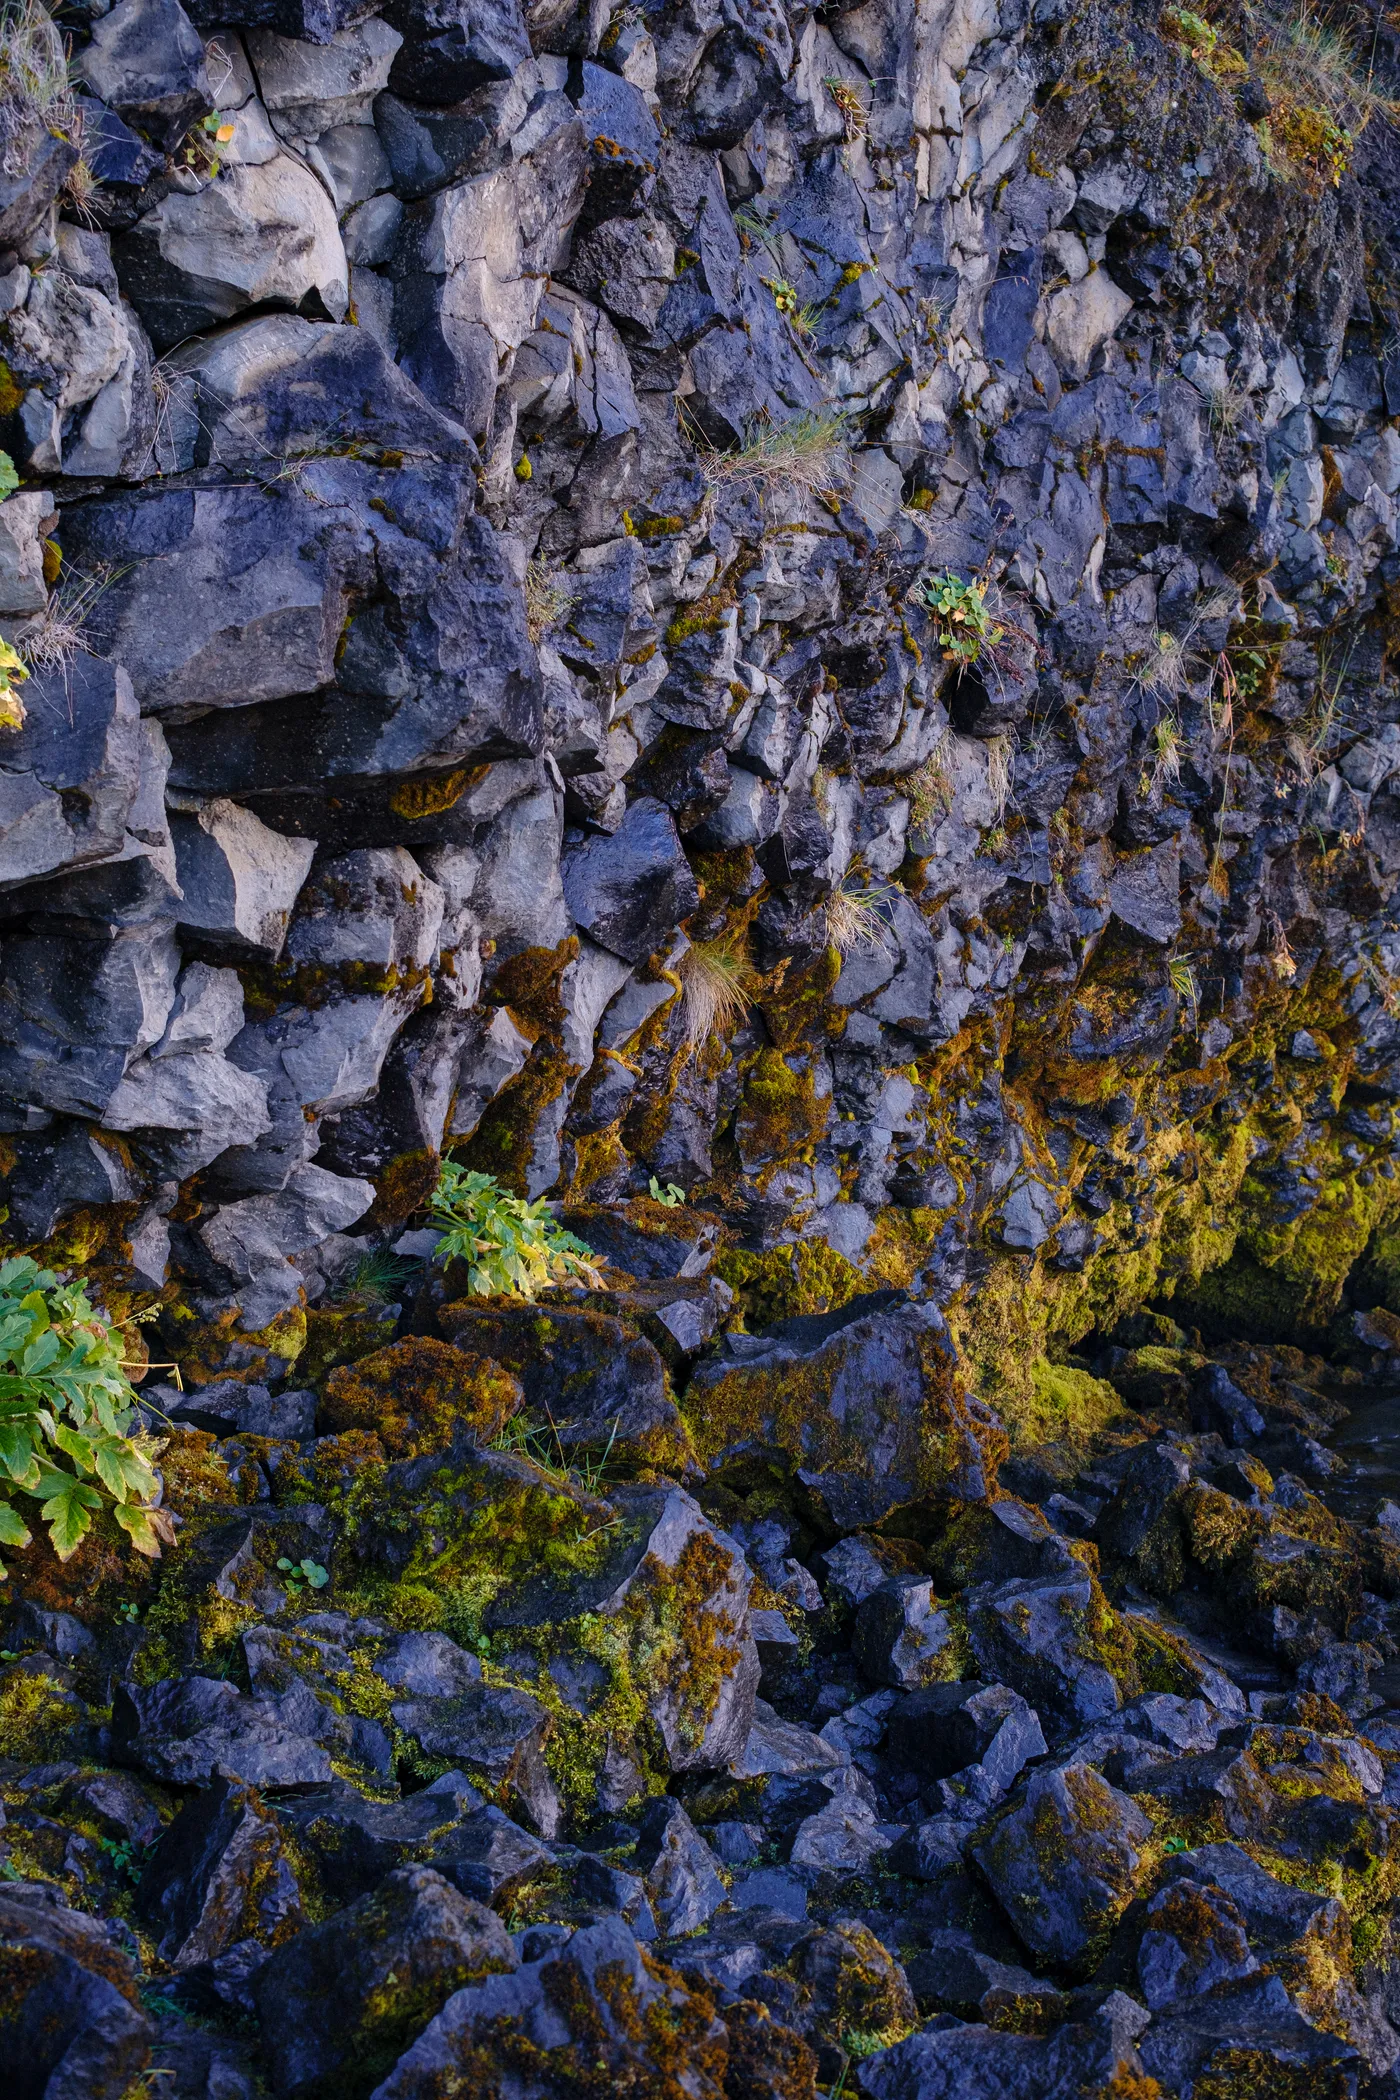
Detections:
429,1164,602,1300
0,1256,173,1570
911,571,1003,668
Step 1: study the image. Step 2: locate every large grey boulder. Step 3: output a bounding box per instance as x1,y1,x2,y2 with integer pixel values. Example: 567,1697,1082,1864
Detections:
1,1121,146,1241
102,964,269,1177
216,985,427,1192
390,110,589,440
76,0,213,151
561,795,699,963
0,1886,154,2100
159,500,542,825
380,0,531,102
0,489,55,615
686,1293,996,1532
373,1916,724,2100
171,799,315,957
134,1772,303,1969
0,656,144,891
191,1160,375,1324
0,920,179,1119
971,1762,1152,1964
114,149,349,350
159,312,470,472
247,20,402,147
60,481,370,721
285,847,443,971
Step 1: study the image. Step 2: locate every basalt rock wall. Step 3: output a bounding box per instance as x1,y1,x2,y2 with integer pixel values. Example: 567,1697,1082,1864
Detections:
2,0,1400,1416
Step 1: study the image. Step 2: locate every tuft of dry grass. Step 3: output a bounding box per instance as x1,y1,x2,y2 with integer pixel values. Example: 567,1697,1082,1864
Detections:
1134,590,1236,701
903,733,954,832
827,883,896,958
1256,5,1396,165
697,410,850,503
19,564,117,675
0,0,75,177
678,934,757,1050
986,735,1014,826
524,558,573,647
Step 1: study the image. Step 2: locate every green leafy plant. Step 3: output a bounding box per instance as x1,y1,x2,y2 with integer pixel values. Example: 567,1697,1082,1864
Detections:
99,1834,144,1884
114,1599,141,1626
649,1176,686,1207
0,450,17,502
0,1256,173,1569
429,1163,602,1299
911,570,1002,668
277,1555,329,1595
1162,1833,1192,1855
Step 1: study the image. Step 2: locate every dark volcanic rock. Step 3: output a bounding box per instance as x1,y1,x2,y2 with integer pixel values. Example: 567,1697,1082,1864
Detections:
254,1865,515,2099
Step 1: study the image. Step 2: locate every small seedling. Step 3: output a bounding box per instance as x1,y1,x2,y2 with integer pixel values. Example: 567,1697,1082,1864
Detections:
1162,1833,1191,1855
277,1556,329,1595
99,1835,144,1884
649,1177,686,1207
911,570,1002,668
115,1600,141,1626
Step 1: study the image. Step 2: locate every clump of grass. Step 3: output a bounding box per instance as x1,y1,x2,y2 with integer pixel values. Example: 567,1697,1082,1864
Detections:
1255,5,1395,186
827,882,896,958
1205,378,1252,436
0,0,76,179
1151,712,1183,786
524,558,573,647
17,563,115,677
903,734,954,831
1133,590,1236,701
678,933,757,1049
697,410,850,502
987,735,1014,826
1285,635,1353,781
1169,956,1200,1026
337,1249,413,1304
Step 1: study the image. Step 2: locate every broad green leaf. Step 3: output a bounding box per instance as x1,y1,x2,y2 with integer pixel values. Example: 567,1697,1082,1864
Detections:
112,1502,169,1558
53,1424,95,1473
41,1477,101,1560
93,1438,156,1503
0,1502,30,1547
0,1425,38,1486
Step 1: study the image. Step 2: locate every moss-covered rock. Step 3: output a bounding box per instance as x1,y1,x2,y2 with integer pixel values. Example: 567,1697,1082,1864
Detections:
322,1337,523,1459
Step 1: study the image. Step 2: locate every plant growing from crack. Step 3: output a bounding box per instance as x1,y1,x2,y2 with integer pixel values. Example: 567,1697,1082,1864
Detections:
0,1256,174,1569
695,409,851,502
827,882,897,958
429,1163,603,1298
678,932,758,1050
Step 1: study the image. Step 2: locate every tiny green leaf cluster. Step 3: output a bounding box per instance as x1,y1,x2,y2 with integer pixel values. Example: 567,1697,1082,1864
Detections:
277,1555,329,1594
0,1256,172,1570
428,1164,601,1300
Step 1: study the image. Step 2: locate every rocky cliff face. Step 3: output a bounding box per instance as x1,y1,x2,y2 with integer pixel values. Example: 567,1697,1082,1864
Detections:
1,0,1397,1395
8,0,1400,2092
